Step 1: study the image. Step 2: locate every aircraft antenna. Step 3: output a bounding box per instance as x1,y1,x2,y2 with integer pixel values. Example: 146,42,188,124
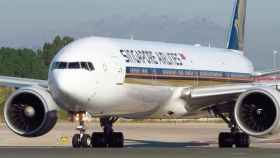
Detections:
130,34,134,40
208,40,211,48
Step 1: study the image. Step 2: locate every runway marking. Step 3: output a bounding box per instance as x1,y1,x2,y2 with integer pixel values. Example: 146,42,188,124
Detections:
58,136,69,145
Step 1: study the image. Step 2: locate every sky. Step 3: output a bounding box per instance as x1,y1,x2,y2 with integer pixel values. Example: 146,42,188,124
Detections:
0,0,279,70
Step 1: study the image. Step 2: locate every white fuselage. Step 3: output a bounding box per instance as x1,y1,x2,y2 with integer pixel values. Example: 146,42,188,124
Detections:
48,37,254,118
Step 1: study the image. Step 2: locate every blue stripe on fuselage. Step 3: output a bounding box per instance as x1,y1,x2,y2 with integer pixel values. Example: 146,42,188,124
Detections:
125,67,253,82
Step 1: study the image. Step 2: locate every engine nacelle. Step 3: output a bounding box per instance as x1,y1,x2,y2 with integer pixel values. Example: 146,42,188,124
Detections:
4,86,58,137
234,87,280,137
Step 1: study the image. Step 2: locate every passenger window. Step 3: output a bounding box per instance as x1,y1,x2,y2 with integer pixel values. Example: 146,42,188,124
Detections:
68,62,80,69
57,62,67,69
81,62,89,70
87,62,95,71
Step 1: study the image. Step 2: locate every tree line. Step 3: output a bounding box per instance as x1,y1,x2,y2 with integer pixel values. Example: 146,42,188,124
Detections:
0,35,74,80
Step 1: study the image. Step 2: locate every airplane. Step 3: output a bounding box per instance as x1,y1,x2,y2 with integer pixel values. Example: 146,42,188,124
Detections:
1,0,280,148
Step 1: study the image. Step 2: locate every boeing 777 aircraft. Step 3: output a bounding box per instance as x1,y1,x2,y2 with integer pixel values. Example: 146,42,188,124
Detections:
1,0,279,148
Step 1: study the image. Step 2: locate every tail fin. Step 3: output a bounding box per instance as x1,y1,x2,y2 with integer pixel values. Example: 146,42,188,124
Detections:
226,0,247,51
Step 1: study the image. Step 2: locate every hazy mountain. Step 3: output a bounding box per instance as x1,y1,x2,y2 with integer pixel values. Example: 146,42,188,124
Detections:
65,15,226,48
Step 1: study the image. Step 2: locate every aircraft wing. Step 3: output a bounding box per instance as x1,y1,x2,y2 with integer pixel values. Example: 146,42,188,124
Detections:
254,68,280,77
181,82,278,112
0,75,48,88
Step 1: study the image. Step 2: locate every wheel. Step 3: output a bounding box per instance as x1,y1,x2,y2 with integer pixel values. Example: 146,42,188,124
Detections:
218,132,234,148
108,132,124,148
72,134,81,148
81,134,91,148
235,133,250,148
91,132,107,148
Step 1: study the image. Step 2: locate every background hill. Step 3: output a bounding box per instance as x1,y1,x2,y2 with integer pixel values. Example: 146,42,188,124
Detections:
66,16,225,48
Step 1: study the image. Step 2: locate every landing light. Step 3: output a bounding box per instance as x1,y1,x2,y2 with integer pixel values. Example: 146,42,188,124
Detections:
74,113,90,122
75,116,80,121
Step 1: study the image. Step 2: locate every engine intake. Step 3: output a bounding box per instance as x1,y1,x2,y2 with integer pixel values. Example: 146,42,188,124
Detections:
4,86,58,137
234,87,280,137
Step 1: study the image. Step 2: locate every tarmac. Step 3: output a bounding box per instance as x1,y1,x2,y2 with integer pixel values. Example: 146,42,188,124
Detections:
1,122,280,158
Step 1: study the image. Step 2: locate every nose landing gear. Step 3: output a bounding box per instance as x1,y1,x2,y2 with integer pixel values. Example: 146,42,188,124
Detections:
71,113,124,148
72,113,91,148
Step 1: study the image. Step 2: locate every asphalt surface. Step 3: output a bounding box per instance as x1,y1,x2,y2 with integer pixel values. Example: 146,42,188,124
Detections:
1,122,280,158
1,147,280,158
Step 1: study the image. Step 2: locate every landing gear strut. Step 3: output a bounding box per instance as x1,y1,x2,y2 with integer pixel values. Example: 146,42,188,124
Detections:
71,113,124,148
212,108,250,148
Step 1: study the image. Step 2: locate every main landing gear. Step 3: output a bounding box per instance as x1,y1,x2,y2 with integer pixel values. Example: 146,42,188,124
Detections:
71,113,124,148
213,108,250,148
91,117,124,148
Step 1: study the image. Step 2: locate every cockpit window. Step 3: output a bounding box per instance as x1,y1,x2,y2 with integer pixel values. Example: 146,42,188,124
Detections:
51,62,58,70
87,62,95,71
68,62,80,69
52,61,94,71
81,62,89,70
57,62,67,69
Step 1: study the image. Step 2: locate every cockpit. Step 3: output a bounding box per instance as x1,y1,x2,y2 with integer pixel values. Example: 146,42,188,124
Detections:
51,62,95,71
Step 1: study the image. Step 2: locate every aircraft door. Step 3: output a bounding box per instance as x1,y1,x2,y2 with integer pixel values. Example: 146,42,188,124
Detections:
110,56,124,84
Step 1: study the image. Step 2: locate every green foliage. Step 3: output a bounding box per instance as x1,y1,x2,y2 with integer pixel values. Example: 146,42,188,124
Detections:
0,47,48,79
59,110,69,120
0,35,74,80
0,87,14,122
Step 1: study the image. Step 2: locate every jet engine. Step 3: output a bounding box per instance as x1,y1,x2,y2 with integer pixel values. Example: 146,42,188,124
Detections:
4,86,58,137
234,87,280,137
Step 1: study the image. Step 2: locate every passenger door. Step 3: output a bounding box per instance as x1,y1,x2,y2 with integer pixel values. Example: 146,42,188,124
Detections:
110,56,124,84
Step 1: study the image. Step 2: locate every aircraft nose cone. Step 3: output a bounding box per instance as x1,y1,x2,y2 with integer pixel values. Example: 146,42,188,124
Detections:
50,70,92,106
51,71,73,98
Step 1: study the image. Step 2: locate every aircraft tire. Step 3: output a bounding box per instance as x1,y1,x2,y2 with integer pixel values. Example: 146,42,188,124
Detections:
218,132,234,148
108,132,124,148
91,132,107,148
81,134,91,148
235,133,250,148
72,134,81,148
